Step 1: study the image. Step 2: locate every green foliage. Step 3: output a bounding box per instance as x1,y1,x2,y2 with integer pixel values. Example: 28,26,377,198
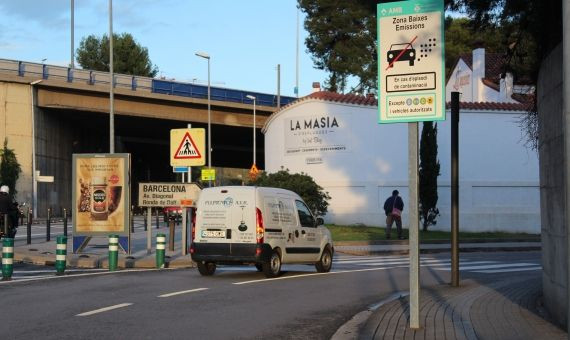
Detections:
299,0,378,93
0,139,21,200
419,122,440,231
326,224,540,242
250,168,331,216
76,33,158,77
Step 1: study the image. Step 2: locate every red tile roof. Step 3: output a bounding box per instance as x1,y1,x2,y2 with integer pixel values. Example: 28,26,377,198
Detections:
278,91,530,112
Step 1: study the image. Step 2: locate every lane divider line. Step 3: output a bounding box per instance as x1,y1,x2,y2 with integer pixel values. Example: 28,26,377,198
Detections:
0,268,160,285
232,266,408,285
158,288,209,298
76,303,133,317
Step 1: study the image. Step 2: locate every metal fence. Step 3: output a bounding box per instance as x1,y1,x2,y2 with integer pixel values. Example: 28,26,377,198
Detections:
0,58,295,107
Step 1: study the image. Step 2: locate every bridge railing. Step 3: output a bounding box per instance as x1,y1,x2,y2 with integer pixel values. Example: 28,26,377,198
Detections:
0,58,295,108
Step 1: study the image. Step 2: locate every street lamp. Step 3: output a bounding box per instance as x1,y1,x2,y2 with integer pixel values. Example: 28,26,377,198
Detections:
195,51,211,181
246,95,256,166
30,79,43,219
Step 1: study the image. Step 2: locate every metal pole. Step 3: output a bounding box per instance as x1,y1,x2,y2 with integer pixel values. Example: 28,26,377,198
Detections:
451,91,460,287
63,208,68,237
30,80,42,219
130,205,134,233
109,0,114,153
295,7,300,97
562,0,570,333
207,57,211,187
277,64,281,109
181,207,187,256
146,207,151,254
168,220,175,251
253,98,256,165
26,209,32,244
408,122,420,329
70,0,74,69
155,209,159,229
46,208,51,242
3,214,7,237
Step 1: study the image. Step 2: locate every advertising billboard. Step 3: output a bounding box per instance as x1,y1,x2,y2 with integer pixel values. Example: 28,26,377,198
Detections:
72,153,130,236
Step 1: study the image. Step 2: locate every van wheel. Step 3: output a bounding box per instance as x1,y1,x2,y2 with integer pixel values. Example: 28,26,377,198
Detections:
262,250,282,278
255,263,263,272
315,247,332,273
197,261,216,276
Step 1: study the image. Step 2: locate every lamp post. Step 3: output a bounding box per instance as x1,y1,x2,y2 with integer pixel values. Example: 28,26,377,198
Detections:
195,51,211,185
30,79,43,219
109,0,114,153
246,95,257,166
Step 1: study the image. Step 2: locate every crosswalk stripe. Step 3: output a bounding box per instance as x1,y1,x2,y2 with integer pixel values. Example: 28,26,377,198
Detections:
435,263,539,271
472,266,542,274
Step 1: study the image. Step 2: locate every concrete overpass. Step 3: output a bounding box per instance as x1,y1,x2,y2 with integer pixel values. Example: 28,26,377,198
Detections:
0,58,295,216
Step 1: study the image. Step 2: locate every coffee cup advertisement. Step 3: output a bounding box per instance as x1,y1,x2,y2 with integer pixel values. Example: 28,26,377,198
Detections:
73,154,129,235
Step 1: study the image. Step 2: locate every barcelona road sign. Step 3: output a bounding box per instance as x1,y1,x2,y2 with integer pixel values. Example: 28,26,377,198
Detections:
378,0,445,123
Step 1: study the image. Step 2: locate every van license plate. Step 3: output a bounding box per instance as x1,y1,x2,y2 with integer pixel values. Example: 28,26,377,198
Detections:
201,230,226,238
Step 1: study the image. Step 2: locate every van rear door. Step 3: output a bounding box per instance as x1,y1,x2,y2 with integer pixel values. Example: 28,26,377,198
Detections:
195,187,256,244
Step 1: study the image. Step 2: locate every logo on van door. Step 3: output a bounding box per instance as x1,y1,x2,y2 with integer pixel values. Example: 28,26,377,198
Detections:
223,197,233,207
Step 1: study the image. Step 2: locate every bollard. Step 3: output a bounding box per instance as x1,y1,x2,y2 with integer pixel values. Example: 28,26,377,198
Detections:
46,208,51,242
26,210,32,245
156,233,166,269
63,208,68,237
108,235,119,271
144,211,147,231
2,237,14,281
55,235,67,275
155,209,159,229
168,220,175,251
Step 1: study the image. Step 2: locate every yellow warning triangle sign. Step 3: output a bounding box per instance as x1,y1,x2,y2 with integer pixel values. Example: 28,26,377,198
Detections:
174,132,202,159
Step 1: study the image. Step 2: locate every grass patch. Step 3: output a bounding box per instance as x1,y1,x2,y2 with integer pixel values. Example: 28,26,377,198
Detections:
326,224,540,242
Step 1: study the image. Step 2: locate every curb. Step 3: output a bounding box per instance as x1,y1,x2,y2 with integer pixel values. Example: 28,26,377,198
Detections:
14,250,197,269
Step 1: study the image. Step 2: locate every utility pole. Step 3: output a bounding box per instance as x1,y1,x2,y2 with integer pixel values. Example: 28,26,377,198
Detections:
109,0,114,153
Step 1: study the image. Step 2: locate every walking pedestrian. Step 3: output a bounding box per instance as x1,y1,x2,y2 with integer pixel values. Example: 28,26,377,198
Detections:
383,190,404,240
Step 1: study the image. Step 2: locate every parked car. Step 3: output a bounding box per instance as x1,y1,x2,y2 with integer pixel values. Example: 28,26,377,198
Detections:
190,186,334,278
163,206,182,222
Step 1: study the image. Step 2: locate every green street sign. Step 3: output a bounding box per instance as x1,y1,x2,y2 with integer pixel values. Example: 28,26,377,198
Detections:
377,0,445,123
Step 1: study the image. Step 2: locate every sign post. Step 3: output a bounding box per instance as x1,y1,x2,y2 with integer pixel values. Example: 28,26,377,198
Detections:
377,0,444,330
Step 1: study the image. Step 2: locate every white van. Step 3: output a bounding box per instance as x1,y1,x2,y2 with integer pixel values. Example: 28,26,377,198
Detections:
190,186,334,278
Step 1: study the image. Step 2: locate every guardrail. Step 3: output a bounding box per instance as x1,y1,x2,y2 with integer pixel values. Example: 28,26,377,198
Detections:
0,58,295,108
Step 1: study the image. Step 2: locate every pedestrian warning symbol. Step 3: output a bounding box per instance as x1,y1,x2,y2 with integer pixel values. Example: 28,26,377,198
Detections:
174,132,201,159
170,128,206,166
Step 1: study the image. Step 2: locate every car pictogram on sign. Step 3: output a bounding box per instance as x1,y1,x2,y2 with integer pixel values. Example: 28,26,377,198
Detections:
387,42,416,67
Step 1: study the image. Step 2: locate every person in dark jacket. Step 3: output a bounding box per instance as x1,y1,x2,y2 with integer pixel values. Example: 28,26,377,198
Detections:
0,185,17,238
383,190,404,240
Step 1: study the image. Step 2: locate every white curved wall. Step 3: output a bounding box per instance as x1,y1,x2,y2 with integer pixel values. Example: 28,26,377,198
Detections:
264,99,540,233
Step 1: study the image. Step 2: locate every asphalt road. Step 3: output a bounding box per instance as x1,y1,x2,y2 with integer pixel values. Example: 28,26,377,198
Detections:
1,251,541,339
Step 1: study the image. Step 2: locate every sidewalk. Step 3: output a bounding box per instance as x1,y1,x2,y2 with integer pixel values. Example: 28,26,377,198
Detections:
339,275,567,340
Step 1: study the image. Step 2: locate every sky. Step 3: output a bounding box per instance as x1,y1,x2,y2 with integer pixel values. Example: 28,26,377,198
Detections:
0,0,329,98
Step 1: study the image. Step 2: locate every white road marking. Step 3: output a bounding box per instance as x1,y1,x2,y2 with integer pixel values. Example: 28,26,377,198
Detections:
158,288,209,298
0,268,159,285
435,263,539,271
76,303,133,316
355,260,496,267
233,266,408,285
472,266,542,274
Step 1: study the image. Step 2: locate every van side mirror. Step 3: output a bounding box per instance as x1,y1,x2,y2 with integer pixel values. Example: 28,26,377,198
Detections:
316,217,324,226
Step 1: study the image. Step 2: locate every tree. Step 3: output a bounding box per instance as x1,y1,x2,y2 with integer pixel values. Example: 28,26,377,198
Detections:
0,138,21,200
299,0,378,93
250,168,331,216
76,33,158,77
419,122,440,231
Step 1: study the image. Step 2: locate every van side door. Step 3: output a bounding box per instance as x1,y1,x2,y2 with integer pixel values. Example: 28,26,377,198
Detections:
293,200,321,262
